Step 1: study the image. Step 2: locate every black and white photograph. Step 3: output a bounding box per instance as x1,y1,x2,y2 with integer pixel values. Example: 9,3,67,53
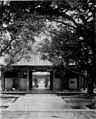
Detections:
0,0,96,119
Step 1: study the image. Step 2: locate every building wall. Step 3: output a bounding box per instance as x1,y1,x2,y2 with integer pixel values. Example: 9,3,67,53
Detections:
19,78,27,90
52,71,60,90
53,70,83,91
53,78,60,90
69,78,77,89
1,66,83,91
5,78,13,90
4,78,27,90
3,69,28,91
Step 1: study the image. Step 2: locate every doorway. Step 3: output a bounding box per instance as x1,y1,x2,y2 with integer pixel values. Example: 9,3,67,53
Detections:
29,70,53,90
32,72,50,89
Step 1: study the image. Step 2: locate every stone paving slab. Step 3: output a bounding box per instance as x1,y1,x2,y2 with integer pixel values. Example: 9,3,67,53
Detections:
1,94,96,119
1,111,95,119
7,94,70,111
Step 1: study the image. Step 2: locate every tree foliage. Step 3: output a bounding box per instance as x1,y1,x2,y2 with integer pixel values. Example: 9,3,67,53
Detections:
34,0,95,93
0,0,95,93
0,1,45,65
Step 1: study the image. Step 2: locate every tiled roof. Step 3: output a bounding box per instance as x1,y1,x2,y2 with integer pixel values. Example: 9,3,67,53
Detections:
13,54,52,66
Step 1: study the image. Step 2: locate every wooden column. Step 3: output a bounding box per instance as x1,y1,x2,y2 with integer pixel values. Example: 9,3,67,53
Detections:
29,70,32,90
77,76,79,90
50,71,53,90
27,70,29,91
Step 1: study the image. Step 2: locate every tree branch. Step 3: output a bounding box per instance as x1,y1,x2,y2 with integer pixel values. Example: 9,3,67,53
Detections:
52,19,77,29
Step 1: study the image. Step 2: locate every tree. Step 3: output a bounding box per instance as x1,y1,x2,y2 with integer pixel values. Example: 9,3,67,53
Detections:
36,0,95,93
39,26,94,90
0,1,45,65
0,0,95,93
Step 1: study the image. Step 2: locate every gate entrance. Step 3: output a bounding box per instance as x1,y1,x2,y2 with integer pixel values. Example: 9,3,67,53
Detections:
29,70,53,91
32,72,50,89
1,65,53,92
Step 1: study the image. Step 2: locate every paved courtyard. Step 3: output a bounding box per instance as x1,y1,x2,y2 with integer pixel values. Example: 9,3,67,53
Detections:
0,94,96,119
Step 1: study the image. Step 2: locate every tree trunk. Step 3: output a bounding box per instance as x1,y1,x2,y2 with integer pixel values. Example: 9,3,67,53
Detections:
87,81,94,94
87,67,94,94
